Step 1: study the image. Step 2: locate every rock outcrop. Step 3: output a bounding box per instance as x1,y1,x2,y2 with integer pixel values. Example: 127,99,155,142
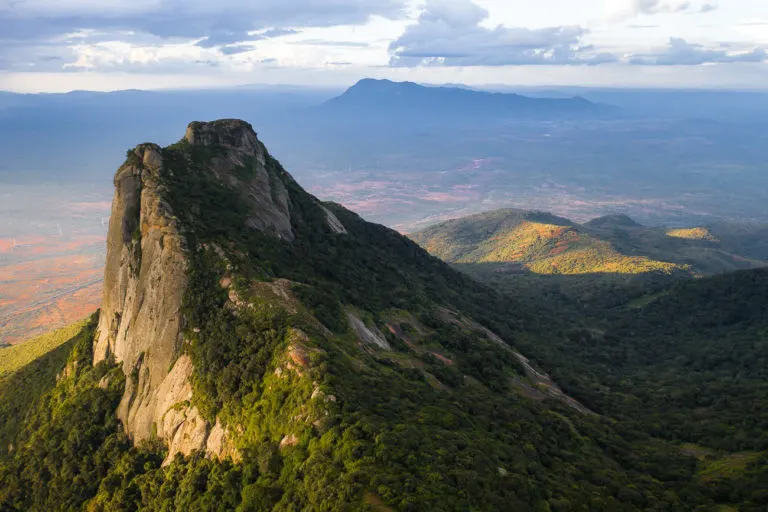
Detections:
93,120,294,462
346,311,390,350
94,142,190,454
186,119,294,241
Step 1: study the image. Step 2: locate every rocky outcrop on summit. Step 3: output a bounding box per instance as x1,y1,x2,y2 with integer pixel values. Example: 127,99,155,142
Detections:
93,120,300,461
186,119,294,241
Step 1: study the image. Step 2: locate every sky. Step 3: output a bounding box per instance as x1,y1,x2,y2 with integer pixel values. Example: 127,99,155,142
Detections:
1,0,767,92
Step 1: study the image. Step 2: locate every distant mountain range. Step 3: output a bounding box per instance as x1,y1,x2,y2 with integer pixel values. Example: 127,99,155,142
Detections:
323,78,616,120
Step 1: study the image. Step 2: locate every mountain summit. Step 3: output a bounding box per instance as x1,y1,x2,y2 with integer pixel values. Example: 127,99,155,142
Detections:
93,119,594,464
94,119,307,460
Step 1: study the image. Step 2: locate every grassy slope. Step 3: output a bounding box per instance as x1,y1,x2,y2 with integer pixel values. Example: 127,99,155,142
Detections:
0,315,97,456
412,209,686,275
0,318,89,377
411,208,768,311
412,208,767,276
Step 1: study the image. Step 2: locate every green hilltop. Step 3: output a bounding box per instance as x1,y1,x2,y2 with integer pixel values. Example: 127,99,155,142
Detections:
411,207,768,310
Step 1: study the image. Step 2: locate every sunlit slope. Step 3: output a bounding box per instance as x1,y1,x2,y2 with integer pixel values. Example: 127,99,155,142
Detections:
0,316,96,454
0,318,89,377
412,208,767,277
666,227,718,241
412,209,688,275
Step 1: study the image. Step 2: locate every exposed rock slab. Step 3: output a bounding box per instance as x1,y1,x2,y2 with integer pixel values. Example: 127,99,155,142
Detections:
346,312,390,350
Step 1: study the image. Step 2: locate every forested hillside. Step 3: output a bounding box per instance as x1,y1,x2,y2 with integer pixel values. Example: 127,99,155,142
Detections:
1,121,766,511
411,208,768,310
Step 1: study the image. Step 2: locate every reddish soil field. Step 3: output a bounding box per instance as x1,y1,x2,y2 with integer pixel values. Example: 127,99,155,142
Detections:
0,235,104,345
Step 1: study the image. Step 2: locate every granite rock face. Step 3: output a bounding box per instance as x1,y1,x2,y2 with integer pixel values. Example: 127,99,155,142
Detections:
94,142,190,454
186,119,294,241
93,120,296,461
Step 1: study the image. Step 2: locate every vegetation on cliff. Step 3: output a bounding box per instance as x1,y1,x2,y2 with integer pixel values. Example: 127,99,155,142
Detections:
1,122,767,511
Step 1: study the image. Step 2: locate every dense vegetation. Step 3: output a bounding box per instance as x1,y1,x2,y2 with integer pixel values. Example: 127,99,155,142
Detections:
2,131,767,510
0,317,93,456
518,269,768,448
507,269,768,510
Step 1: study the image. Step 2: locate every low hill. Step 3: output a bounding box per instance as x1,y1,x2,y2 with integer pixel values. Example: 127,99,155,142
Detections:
411,208,689,276
411,208,768,309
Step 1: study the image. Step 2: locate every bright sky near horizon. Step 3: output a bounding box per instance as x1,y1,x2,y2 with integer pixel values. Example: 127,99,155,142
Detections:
1,0,766,92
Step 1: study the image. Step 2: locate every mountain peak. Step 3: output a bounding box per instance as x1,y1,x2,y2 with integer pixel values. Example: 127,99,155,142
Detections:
326,78,613,119
184,119,260,152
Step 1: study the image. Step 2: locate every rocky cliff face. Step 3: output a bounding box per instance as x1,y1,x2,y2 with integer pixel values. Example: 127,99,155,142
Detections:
93,120,304,462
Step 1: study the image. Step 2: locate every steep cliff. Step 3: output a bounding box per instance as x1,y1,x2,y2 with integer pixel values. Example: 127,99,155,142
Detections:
93,120,308,461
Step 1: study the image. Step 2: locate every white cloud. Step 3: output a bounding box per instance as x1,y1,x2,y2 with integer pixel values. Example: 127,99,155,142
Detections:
0,0,408,71
630,37,766,65
606,0,718,19
1,0,407,40
1,0,767,90
390,0,616,66
63,40,218,70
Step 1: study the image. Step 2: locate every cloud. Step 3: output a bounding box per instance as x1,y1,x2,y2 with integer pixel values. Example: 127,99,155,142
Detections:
197,28,299,49
609,0,718,18
291,40,370,47
630,37,767,65
739,20,768,26
61,39,219,71
0,0,406,69
1,1,406,40
389,0,616,67
219,45,257,55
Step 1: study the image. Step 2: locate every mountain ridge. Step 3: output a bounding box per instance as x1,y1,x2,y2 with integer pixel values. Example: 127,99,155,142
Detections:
323,78,616,119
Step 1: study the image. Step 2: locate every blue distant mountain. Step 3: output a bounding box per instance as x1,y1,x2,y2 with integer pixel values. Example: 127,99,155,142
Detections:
323,78,617,119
